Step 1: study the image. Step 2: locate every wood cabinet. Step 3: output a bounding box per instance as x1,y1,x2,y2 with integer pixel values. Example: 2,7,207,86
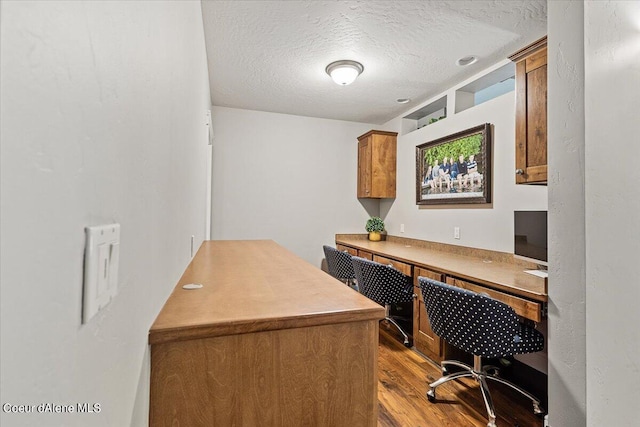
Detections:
335,236,548,366
449,277,543,323
510,36,547,184
373,255,412,277
357,130,397,198
336,243,357,256
335,244,373,261
413,267,444,362
358,249,373,260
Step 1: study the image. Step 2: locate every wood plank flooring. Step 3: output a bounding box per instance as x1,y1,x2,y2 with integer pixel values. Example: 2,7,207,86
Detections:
378,328,545,427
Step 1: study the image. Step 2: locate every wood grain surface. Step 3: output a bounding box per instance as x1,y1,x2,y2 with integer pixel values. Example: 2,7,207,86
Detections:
357,130,397,199
150,240,385,345
513,38,548,184
335,236,547,302
413,267,444,361
452,278,542,323
378,329,544,427
149,240,385,426
151,321,380,427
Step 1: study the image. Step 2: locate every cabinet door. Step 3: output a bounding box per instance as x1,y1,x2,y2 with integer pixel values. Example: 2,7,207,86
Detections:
357,130,397,198
413,267,444,362
370,133,396,198
357,136,372,198
515,46,547,184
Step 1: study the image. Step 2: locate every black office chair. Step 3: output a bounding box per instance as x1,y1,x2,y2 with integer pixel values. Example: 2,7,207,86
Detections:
351,256,413,347
322,245,357,289
418,277,545,427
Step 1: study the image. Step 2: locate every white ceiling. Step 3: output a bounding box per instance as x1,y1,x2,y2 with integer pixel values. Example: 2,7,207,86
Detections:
201,1,546,125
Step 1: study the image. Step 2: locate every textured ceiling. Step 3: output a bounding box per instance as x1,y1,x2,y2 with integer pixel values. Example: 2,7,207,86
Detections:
201,1,546,124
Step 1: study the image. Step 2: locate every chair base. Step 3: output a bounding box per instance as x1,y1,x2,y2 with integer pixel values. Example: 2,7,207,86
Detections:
426,355,544,427
383,304,411,347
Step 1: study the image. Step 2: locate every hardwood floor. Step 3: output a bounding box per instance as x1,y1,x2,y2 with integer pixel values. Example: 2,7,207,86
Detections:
377,328,545,427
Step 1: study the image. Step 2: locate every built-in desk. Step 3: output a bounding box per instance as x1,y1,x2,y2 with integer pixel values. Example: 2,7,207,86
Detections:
335,234,548,363
149,240,385,427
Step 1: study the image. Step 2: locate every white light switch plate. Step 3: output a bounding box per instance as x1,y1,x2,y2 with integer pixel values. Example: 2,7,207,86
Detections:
83,224,120,323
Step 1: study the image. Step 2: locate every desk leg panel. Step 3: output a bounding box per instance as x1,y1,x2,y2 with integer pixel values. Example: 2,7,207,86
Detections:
150,320,379,427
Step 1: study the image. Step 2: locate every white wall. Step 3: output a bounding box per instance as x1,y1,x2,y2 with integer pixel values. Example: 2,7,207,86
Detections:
547,1,586,425
549,2,640,426
584,1,640,425
380,67,547,254
0,2,211,426
211,106,377,266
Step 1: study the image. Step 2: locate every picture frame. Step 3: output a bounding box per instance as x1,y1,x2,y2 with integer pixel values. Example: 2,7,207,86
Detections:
416,123,492,205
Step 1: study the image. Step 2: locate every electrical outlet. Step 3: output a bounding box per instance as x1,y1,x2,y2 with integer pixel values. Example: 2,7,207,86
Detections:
400,224,405,233
454,227,460,239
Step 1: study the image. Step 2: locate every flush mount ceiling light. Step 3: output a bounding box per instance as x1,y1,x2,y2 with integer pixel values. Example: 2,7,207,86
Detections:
325,60,364,85
456,55,478,66
396,98,411,104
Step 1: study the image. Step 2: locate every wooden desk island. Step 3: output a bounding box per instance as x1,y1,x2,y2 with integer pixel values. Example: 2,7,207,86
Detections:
149,240,385,427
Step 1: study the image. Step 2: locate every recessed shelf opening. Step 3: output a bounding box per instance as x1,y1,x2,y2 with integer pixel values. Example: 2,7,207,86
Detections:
401,96,447,134
455,62,515,113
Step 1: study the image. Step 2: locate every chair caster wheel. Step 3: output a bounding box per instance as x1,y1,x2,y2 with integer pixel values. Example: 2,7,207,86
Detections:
426,389,436,403
533,402,545,416
485,367,500,376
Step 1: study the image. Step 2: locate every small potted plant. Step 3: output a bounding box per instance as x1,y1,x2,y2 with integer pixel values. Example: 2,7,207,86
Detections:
365,216,385,241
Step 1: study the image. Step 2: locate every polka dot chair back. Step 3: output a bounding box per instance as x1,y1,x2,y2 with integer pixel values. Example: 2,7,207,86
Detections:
351,256,413,306
322,245,355,282
418,277,543,359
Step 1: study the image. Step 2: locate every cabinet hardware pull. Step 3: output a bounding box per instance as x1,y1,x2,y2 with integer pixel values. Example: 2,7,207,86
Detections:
515,169,524,175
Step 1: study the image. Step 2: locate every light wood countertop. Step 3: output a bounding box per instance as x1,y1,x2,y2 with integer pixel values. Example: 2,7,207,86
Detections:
149,240,385,345
336,236,547,302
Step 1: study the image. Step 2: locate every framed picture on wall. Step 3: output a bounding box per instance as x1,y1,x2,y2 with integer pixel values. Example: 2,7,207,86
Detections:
416,123,492,205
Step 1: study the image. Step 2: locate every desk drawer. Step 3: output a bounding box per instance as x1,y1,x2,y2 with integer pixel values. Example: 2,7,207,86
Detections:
451,278,542,323
358,250,373,260
373,255,412,276
336,244,357,257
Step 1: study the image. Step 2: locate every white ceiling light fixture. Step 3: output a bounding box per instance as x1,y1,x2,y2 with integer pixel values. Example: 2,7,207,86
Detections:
396,98,411,104
325,60,364,85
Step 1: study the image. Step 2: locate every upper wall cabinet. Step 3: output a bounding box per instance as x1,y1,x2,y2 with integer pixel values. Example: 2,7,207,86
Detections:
510,36,547,185
357,130,397,198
